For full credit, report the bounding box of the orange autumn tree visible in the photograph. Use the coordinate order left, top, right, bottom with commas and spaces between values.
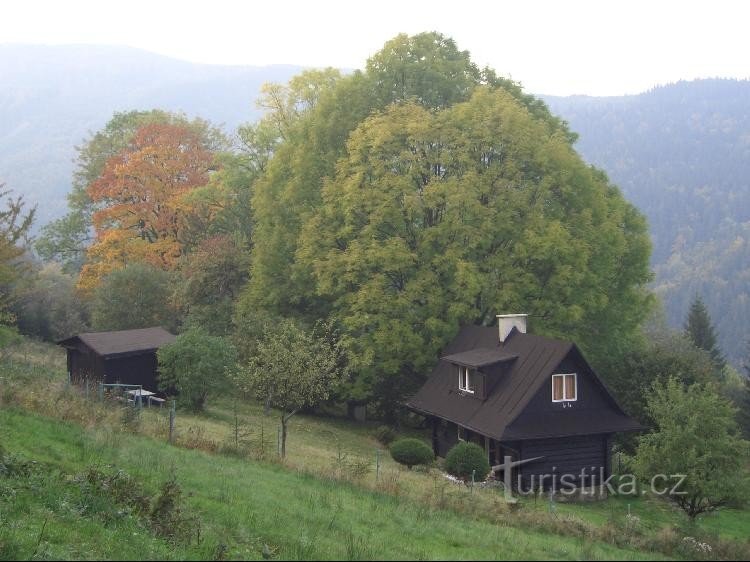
78, 123, 215, 291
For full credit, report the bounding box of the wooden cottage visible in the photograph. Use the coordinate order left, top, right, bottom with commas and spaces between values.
407, 314, 642, 489
58, 327, 176, 393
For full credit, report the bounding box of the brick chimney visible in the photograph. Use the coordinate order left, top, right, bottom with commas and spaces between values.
497, 314, 527, 343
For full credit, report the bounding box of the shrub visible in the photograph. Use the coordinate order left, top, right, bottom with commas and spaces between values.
373, 425, 397, 445
389, 438, 434, 469
444, 442, 490, 481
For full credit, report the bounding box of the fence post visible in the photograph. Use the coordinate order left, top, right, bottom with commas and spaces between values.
471, 469, 476, 493
168, 400, 176, 444
98, 382, 104, 402
376, 449, 381, 483
277, 426, 281, 457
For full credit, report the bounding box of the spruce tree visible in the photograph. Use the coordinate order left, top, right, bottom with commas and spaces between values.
684, 295, 725, 372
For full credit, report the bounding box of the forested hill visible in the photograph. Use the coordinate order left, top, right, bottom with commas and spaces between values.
0, 44, 302, 226
545, 79, 750, 366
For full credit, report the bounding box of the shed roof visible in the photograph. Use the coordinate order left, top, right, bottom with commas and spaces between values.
407, 325, 641, 441
58, 327, 176, 358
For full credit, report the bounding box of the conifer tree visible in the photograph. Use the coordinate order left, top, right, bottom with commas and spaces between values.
684, 295, 725, 372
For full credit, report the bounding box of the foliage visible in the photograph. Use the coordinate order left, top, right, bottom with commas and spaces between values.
242, 32, 577, 323
444, 442, 491, 482
90, 263, 178, 331
299, 89, 652, 408
546, 80, 750, 367
233, 319, 347, 458
389, 438, 434, 469
633, 378, 750, 520
37, 110, 225, 273
684, 296, 726, 372
11, 262, 87, 341
157, 327, 236, 411
0, 187, 35, 315
176, 235, 249, 336
603, 325, 720, 430
374, 425, 397, 446
77, 123, 218, 291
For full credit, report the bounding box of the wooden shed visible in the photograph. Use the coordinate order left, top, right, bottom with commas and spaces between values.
57, 327, 176, 393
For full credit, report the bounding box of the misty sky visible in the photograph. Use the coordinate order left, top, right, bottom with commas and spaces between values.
3, 0, 749, 96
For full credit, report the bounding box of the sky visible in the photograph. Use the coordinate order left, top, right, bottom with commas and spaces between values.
2, 0, 749, 96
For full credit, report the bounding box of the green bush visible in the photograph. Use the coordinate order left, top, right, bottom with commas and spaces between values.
389, 438, 434, 469
444, 442, 491, 481
374, 425, 397, 445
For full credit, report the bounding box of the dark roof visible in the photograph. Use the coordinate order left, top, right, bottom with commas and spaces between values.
407, 326, 641, 441
58, 327, 176, 357
442, 347, 517, 368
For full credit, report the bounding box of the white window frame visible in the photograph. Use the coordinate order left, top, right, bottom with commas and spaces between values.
458, 366, 474, 394
552, 373, 577, 403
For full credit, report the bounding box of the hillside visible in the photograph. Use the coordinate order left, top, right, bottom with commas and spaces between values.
545, 79, 750, 365
0, 44, 301, 226
2, 339, 749, 560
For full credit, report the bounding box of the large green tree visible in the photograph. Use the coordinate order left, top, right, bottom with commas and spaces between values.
240, 32, 652, 414
298, 89, 652, 411
239, 32, 577, 323
633, 378, 749, 520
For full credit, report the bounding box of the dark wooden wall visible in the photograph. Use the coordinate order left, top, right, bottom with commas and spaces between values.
514, 434, 609, 490
66, 346, 160, 392
103, 353, 159, 391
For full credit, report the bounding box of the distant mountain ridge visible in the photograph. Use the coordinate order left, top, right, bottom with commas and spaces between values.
545, 79, 750, 365
1, 45, 747, 364
0, 44, 303, 225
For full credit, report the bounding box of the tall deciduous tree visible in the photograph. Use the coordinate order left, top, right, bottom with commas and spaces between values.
684, 295, 726, 372
633, 378, 749, 520
233, 320, 347, 458
78, 123, 216, 291
38, 111, 225, 273
298, 89, 652, 412
240, 32, 576, 324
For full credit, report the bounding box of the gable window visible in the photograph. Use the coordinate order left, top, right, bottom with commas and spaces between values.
458, 366, 474, 393
552, 373, 577, 402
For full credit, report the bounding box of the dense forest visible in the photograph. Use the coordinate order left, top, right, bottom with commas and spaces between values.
546, 79, 750, 364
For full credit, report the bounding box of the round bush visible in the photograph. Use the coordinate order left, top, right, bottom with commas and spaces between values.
389, 438, 435, 469
374, 425, 397, 445
444, 442, 491, 481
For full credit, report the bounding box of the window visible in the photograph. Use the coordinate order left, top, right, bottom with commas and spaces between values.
552, 373, 577, 402
458, 366, 474, 393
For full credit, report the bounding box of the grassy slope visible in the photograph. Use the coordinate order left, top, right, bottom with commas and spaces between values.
0, 409, 660, 561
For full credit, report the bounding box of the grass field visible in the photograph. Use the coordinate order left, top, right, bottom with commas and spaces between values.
0, 408, 667, 561
1, 338, 749, 560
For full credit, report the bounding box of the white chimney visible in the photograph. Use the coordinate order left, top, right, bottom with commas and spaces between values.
497, 314, 527, 343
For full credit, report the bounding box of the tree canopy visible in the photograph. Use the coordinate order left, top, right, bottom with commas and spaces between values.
633, 378, 749, 520
239, 32, 652, 411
